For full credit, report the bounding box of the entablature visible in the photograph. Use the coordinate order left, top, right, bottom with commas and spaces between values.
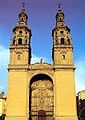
53, 64, 75, 71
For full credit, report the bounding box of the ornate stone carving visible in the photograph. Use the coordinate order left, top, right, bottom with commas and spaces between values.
30, 79, 54, 120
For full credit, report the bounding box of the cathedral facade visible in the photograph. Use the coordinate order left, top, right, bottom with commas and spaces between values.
6, 4, 78, 120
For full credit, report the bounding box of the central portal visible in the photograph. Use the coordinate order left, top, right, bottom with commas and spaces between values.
29, 74, 54, 120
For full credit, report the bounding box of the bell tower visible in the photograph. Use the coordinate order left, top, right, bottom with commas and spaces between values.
10, 3, 31, 65
52, 5, 78, 120
52, 6, 73, 65
6, 4, 32, 120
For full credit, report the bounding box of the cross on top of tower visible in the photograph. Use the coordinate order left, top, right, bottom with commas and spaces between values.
17, 1, 28, 25
22, 1, 25, 9
57, 0, 62, 10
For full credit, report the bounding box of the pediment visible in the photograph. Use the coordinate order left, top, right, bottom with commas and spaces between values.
30, 62, 53, 70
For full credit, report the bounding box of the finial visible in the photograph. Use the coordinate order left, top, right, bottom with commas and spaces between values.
40, 59, 43, 64
58, 1, 62, 10
22, 1, 25, 9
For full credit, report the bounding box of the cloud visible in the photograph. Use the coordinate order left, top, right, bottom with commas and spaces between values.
0, 45, 47, 66
0, 86, 4, 91
0, 86, 6, 93
0, 45, 9, 69
75, 60, 85, 93
31, 54, 47, 64
0, 45, 9, 93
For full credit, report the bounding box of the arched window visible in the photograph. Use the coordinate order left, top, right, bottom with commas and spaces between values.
19, 31, 22, 34
62, 55, 65, 59
22, 18, 24, 22
13, 40, 15, 45
67, 39, 70, 45
60, 31, 64, 34
61, 38, 64, 44
17, 55, 20, 60
18, 38, 22, 45
60, 17, 62, 21
25, 40, 27, 44
56, 40, 58, 44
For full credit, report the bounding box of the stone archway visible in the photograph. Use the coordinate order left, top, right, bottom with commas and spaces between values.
29, 74, 54, 120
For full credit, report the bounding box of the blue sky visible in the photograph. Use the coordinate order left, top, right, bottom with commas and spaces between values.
0, 0, 85, 94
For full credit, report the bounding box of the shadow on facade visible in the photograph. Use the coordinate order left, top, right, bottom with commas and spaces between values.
0, 114, 5, 120
77, 98, 85, 120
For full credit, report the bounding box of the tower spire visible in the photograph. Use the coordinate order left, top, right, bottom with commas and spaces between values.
18, 2, 28, 25
55, 1, 65, 26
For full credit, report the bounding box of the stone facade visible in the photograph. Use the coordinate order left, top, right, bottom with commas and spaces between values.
6, 4, 78, 120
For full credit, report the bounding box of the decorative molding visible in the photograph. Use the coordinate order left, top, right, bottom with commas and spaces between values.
29, 63, 53, 70
6, 116, 27, 120
53, 64, 75, 70
55, 116, 78, 120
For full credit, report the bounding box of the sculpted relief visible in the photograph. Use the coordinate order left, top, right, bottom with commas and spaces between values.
30, 78, 54, 120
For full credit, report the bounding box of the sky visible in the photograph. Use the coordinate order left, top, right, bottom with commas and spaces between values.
0, 0, 85, 94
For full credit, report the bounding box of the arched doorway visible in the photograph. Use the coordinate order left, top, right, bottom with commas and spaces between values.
38, 110, 46, 120
29, 74, 54, 120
